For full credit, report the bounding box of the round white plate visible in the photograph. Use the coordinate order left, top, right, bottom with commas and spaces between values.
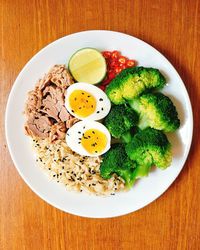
5, 30, 193, 218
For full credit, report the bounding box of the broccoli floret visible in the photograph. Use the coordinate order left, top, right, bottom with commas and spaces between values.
125, 128, 172, 169
104, 105, 139, 143
129, 92, 180, 132
100, 144, 136, 188
106, 67, 166, 104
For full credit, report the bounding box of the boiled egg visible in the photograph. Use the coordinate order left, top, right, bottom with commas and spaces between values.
66, 120, 111, 156
65, 82, 111, 120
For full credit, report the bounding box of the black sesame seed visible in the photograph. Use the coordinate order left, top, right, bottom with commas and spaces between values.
101, 108, 104, 111
92, 183, 96, 186
53, 174, 56, 177
88, 95, 90, 98
92, 131, 95, 134
71, 110, 74, 113
62, 166, 64, 169
86, 100, 88, 103
60, 173, 62, 175
91, 105, 94, 108
82, 92, 84, 95
99, 98, 103, 101
83, 126, 86, 129
48, 168, 51, 170
74, 98, 77, 100
95, 151, 98, 153
97, 111, 100, 114
79, 107, 82, 109
78, 131, 81, 134
78, 142, 81, 144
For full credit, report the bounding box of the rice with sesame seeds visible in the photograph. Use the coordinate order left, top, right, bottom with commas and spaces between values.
32, 138, 125, 195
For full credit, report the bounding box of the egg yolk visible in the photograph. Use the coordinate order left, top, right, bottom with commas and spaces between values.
69, 90, 96, 118
81, 129, 107, 155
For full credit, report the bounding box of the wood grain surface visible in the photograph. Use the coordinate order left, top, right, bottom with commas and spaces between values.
0, 0, 200, 249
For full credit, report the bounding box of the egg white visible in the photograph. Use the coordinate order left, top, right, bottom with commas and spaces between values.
66, 120, 111, 157
65, 82, 111, 120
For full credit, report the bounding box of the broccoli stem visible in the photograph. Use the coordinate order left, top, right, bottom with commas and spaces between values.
119, 168, 137, 189
124, 165, 151, 189
121, 131, 132, 143
137, 115, 149, 130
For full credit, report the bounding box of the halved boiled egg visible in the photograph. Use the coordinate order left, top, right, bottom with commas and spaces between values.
66, 120, 111, 156
65, 82, 111, 120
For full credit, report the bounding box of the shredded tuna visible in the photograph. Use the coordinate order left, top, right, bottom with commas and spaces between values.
24, 65, 74, 139
49, 122, 67, 142
66, 116, 79, 129
25, 114, 52, 138
36, 64, 73, 91
41, 85, 70, 122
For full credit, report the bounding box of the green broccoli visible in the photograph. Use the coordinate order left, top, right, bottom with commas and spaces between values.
100, 144, 136, 188
129, 92, 180, 132
100, 143, 151, 188
125, 128, 172, 169
106, 67, 166, 104
104, 105, 139, 143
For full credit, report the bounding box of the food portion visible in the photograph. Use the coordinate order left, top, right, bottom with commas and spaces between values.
100, 144, 136, 188
68, 48, 106, 84
100, 50, 135, 90
33, 138, 124, 195
66, 120, 111, 156
65, 82, 111, 120
24, 65, 77, 141
106, 67, 166, 104
24, 47, 180, 196
129, 92, 180, 132
104, 105, 139, 143
125, 128, 172, 170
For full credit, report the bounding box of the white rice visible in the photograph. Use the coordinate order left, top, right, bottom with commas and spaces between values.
32, 138, 125, 195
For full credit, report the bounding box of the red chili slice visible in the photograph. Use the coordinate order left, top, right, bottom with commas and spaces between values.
108, 71, 116, 80
111, 50, 120, 59
118, 56, 127, 64
115, 67, 122, 74
126, 60, 135, 67
102, 51, 111, 58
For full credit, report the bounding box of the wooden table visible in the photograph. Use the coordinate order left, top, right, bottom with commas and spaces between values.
1, 0, 199, 249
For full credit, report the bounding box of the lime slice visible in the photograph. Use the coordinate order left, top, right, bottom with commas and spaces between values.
68, 48, 107, 84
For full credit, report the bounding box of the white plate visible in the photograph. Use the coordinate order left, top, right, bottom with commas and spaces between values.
5, 30, 193, 218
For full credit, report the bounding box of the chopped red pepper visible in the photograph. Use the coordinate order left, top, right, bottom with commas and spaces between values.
126, 59, 135, 67
101, 50, 136, 91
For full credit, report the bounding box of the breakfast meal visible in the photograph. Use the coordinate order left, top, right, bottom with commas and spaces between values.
24, 48, 180, 195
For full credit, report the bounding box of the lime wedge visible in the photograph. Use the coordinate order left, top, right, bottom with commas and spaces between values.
68, 48, 107, 84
